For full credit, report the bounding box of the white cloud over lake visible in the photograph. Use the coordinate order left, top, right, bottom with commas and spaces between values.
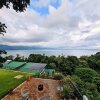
0, 0, 100, 49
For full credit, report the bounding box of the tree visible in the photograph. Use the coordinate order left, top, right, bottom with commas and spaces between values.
46, 63, 56, 69
14, 54, 21, 61
93, 77, 100, 93
80, 56, 89, 61
71, 75, 84, 90
95, 52, 100, 61
96, 60, 100, 70
63, 77, 75, 97
0, 0, 30, 12
74, 68, 98, 82
5, 55, 14, 60
0, 0, 30, 35
0, 62, 3, 68
0, 0, 30, 58
28, 54, 45, 63
0, 50, 7, 61
0, 50, 7, 55
0, 22, 7, 35
67, 56, 79, 66
78, 60, 89, 68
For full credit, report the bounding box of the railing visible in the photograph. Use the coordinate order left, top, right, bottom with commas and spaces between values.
68, 79, 83, 100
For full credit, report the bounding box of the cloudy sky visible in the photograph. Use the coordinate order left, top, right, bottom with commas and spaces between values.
0, 0, 100, 49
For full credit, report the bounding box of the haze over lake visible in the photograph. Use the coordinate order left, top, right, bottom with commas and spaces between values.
4, 49, 100, 58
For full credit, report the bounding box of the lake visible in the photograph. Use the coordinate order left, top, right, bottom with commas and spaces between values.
2, 49, 100, 58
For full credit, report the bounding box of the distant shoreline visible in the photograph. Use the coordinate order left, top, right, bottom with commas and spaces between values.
1, 49, 99, 58
3, 49, 100, 51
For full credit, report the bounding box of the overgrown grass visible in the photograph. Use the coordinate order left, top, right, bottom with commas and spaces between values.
0, 69, 30, 99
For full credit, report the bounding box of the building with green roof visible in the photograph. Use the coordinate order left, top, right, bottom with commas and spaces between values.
3, 61, 26, 70
3, 61, 55, 76
19, 62, 46, 75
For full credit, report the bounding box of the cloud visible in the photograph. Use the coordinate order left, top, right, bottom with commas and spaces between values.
0, 0, 100, 49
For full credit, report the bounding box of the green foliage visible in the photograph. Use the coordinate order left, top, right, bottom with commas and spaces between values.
46, 63, 56, 69
0, 0, 30, 36
87, 58, 97, 69
5, 55, 14, 60
80, 56, 89, 61
2, 51, 100, 99
67, 56, 79, 66
0, 22, 7, 35
95, 52, 100, 60
53, 73, 64, 80
71, 75, 84, 90
71, 75, 100, 100
14, 54, 21, 61
14, 54, 25, 61
87, 52, 100, 70
62, 77, 74, 97
0, 56, 6, 63
2, 52, 100, 99
78, 60, 89, 68
74, 68, 98, 82
93, 77, 100, 92
85, 82, 97, 91
96, 60, 100, 70
63, 84, 74, 96
39, 72, 48, 78
28, 54, 48, 63
0, 0, 30, 12
0, 62, 3, 68
0, 50, 7, 55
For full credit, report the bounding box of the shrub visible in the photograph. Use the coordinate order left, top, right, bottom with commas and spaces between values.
53, 73, 64, 80
74, 68, 98, 82
0, 62, 3, 68
62, 84, 74, 97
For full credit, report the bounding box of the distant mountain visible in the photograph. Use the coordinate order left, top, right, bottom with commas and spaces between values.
0, 45, 52, 50
0, 45, 100, 50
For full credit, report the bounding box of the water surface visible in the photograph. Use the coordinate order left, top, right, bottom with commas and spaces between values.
3, 49, 100, 58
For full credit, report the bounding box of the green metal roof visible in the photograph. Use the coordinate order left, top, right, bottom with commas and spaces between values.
19, 63, 34, 69
3, 61, 26, 69
3, 61, 47, 75
19, 62, 46, 74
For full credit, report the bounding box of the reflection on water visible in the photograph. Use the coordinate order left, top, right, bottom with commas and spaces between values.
2, 49, 100, 58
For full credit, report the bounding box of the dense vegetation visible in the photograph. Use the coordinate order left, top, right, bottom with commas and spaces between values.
0, 52, 100, 99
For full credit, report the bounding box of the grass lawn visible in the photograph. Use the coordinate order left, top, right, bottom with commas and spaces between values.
0, 69, 31, 99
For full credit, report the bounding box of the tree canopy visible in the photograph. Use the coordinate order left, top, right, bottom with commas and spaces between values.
74, 68, 98, 82
0, 0, 30, 12
0, 0, 30, 55
0, 0, 30, 35
0, 22, 7, 36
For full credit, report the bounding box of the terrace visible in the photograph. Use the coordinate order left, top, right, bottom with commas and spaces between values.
2, 78, 62, 100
